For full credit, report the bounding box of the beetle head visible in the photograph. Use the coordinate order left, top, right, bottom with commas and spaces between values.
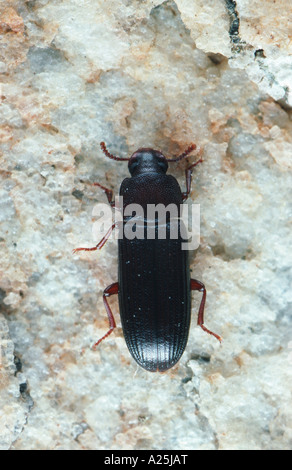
128, 149, 168, 176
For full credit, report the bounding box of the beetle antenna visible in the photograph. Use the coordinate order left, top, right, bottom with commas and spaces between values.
100, 142, 129, 161
167, 143, 197, 162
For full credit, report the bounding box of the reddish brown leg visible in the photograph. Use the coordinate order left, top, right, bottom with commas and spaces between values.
73, 223, 116, 254
93, 182, 115, 207
181, 149, 203, 202
92, 282, 119, 350
191, 279, 222, 342
73, 179, 117, 254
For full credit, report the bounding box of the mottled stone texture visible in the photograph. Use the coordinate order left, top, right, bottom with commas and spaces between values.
0, 0, 291, 450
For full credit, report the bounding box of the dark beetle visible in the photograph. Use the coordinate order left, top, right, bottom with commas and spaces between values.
74, 142, 221, 372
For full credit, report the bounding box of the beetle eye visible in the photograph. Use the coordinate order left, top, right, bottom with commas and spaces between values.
129, 158, 139, 174
157, 157, 167, 171
158, 160, 166, 169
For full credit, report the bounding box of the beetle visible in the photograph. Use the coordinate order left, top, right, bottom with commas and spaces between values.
74, 142, 221, 372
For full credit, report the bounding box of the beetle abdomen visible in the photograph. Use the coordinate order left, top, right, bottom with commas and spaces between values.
118, 228, 190, 372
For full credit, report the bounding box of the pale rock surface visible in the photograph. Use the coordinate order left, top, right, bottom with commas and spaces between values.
0, 0, 291, 450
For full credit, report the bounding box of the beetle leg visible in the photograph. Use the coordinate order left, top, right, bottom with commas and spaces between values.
73, 223, 116, 253
92, 282, 119, 349
181, 149, 203, 202
190, 279, 222, 342
93, 182, 115, 207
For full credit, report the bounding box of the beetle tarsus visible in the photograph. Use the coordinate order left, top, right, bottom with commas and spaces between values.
73, 224, 116, 254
